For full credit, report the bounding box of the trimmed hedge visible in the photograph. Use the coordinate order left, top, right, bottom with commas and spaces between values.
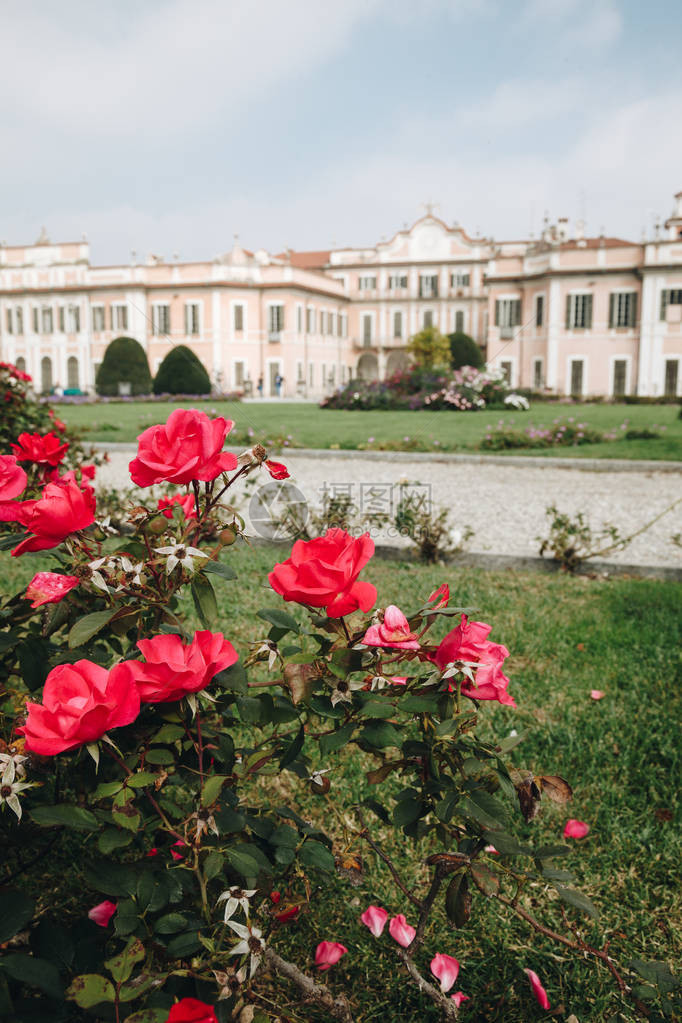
95, 337, 152, 396
449, 331, 484, 369
153, 345, 211, 395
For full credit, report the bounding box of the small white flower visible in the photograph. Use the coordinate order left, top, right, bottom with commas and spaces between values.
308, 768, 330, 786
154, 544, 208, 574
256, 641, 279, 670
0, 759, 33, 820
115, 557, 145, 590
0, 753, 27, 779
329, 677, 365, 706
218, 886, 257, 922
227, 920, 265, 977
88, 557, 110, 593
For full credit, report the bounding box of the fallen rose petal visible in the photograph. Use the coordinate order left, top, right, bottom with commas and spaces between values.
451, 991, 470, 1007
360, 905, 389, 938
563, 819, 590, 839
590, 690, 605, 700
524, 968, 550, 1010
388, 914, 416, 948
431, 953, 460, 993
88, 900, 117, 927
25, 571, 79, 608
315, 940, 347, 971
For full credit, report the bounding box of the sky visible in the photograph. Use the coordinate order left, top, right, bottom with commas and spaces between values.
0, 0, 680, 264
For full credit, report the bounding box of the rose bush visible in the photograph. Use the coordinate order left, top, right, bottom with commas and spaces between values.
0, 406, 676, 1023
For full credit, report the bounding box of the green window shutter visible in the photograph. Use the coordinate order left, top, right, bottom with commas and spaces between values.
630, 293, 637, 327
514, 299, 522, 326
565, 295, 572, 329
585, 295, 593, 329
660, 290, 668, 321
608, 293, 615, 328
59, 307, 65, 332
494, 300, 500, 326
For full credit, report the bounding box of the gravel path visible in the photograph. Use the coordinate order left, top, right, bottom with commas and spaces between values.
96, 447, 682, 569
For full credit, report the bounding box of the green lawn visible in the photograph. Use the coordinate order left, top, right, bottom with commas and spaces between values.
5, 544, 680, 1021
57, 400, 682, 460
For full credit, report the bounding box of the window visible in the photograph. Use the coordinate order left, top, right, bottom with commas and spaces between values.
454, 310, 464, 333
664, 359, 679, 397
494, 299, 521, 329
612, 359, 627, 396
533, 358, 544, 389
535, 295, 544, 328
296, 305, 303, 333
336, 312, 343, 337
66, 304, 81, 333
113, 304, 128, 332
234, 361, 245, 387
309, 363, 314, 386
152, 305, 170, 335
67, 356, 79, 390
5, 308, 13, 334
358, 276, 376, 291
41, 306, 53, 334
393, 311, 403, 338
320, 311, 326, 335
268, 305, 284, 336
419, 274, 438, 298
451, 271, 470, 288
15, 307, 23, 335
92, 306, 105, 332
234, 304, 244, 331
59, 306, 65, 332
362, 314, 372, 344
566, 293, 593, 329
500, 360, 513, 385
340, 313, 347, 337
41, 356, 53, 393
609, 292, 636, 328
423, 310, 433, 329
32, 308, 39, 334
297, 361, 304, 383
307, 308, 316, 333
388, 273, 408, 290
16, 357, 27, 374
185, 303, 200, 336
660, 289, 682, 321
570, 359, 584, 395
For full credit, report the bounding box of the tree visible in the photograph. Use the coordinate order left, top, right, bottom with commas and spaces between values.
448, 330, 484, 370
153, 344, 211, 395
406, 326, 451, 370
95, 336, 152, 396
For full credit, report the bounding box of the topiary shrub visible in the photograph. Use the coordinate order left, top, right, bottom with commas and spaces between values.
153, 344, 211, 395
95, 336, 152, 396
449, 330, 485, 369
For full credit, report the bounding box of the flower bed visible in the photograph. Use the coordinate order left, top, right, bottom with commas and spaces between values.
322, 366, 510, 412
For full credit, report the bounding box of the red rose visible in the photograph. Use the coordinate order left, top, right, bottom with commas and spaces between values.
18, 660, 140, 755
432, 614, 515, 707
166, 998, 217, 1023
129, 409, 238, 487
25, 571, 79, 608
8, 479, 96, 556
158, 493, 197, 519
50, 464, 96, 489
0, 454, 27, 499
119, 630, 238, 703
11, 431, 69, 467
268, 528, 377, 617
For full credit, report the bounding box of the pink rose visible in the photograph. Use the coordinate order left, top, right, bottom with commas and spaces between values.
432, 614, 515, 707
19, 660, 140, 755
119, 631, 238, 703
314, 941, 348, 971
25, 571, 79, 608
129, 408, 238, 487
88, 901, 117, 927
268, 529, 377, 618
157, 493, 197, 519
0, 454, 27, 499
362, 605, 420, 650
6, 479, 96, 556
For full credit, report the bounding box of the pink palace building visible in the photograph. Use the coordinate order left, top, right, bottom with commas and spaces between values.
1, 191, 681, 399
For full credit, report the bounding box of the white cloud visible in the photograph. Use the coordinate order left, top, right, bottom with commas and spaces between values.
522, 0, 622, 47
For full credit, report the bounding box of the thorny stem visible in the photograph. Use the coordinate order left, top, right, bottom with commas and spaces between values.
355, 809, 422, 910
195, 711, 205, 785
413, 870, 444, 951
263, 947, 354, 1022
396, 948, 459, 1021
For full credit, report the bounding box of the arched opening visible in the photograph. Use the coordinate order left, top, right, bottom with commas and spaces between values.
67, 356, 79, 390
15, 357, 27, 375
357, 353, 379, 382
41, 356, 53, 394
385, 350, 409, 377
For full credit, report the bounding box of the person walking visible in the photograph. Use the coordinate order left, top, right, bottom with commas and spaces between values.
257, 374, 264, 398
275, 373, 283, 397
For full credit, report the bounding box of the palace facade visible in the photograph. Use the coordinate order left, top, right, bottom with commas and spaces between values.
1, 191, 682, 399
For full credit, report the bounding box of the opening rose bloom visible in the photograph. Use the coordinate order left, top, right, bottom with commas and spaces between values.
524, 968, 551, 1009
0, 454, 27, 499
18, 660, 140, 755
432, 613, 515, 707
431, 953, 460, 993
314, 941, 348, 971
268, 528, 377, 618
158, 493, 197, 519
117, 631, 238, 703
166, 998, 218, 1023
11, 431, 69, 467
362, 605, 420, 650
6, 479, 96, 556
88, 901, 117, 927
25, 571, 79, 608
388, 914, 416, 948
129, 408, 238, 487
360, 905, 389, 937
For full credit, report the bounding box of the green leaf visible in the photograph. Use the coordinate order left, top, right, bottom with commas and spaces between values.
98, 828, 135, 854
215, 661, 247, 694
112, 801, 141, 832
202, 560, 237, 580
191, 573, 218, 627
483, 830, 531, 856
400, 693, 439, 713
359, 720, 403, 749
445, 873, 471, 928
84, 861, 139, 897
30, 804, 99, 831
628, 959, 680, 993
68, 610, 116, 648
554, 884, 599, 919
113, 900, 140, 937
0, 889, 35, 943
17, 639, 50, 690
30, 920, 74, 971
105, 938, 145, 983
165, 932, 202, 957
470, 862, 500, 896
435, 791, 459, 823
497, 732, 524, 752
136, 874, 156, 913
358, 698, 396, 719
67, 973, 115, 1008
361, 798, 390, 823
299, 840, 335, 872
203, 851, 224, 881
1, 954, 63, 1000
460, 791, 508, 830
127, 771, 158, 789
118, 973, 160, 1002
94, 780, 124, 799
215, 806, 246, 833
279, 725, 304, 769
201, 774, 229, 807
258, 608, 300, 633
154, 912, 188, 934
225, 847, 261, 880
123, 1011, 168, 1023
319, 721, 355, 756
145, 748, 175, 765
151, 723, 185, 743
535, 844, 572, 859
393, 798, 424, 828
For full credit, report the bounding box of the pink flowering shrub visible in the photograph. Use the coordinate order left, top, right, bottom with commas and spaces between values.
0, 406, 674, 1022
